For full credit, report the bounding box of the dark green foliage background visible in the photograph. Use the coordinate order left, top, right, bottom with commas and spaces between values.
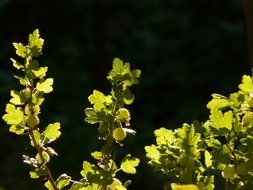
0, 0, 249, 189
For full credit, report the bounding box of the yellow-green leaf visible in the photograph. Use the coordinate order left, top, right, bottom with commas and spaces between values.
30, 130, 40, 147
120, 154, 140, 174
10, 90, 23, 105
154, 127, 174, 145
9, 125, 25, 135
2, 104, 24, 125
207, 94, 231, 110
171, 184, 200, 190
36, 78, 53, 93
239, 75, 253, 93
26, 114, 39, 128
145, 145, 160, 161
44, 122, 61, 141
56, 174, 71, 190
28, 29, 44, 57
10, 58, 23, 70
210, 109, 233, 130
204, 150, 212, 168
88, 90, 112, 111
13, 42, 29, 58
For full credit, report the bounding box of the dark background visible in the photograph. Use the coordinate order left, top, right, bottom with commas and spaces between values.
0, 0, 250, 189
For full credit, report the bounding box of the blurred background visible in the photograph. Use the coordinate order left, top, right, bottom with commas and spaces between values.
0, 0, 250, 189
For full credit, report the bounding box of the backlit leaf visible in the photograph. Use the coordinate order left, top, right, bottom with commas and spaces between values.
2, 104, 24, 125
154, 127, 174, 145
10, 90, 23, 105
120, 154, 140, 174
145, 145, 160, 161
239, 75, 253, 93
28, 29, 44, 57
13, 42, 28, 58
171, 184, 199, 190
88, 90, 112, 111
205, 150, 212, 168
81, 161, 95, 177
207, 94, 231, 110
56, 174, 71, 190
10, 58, 23, 69
209, 109, 233, 130
36, 78, 53, 93
91, 151, 103, 160
44, 122, 61, 142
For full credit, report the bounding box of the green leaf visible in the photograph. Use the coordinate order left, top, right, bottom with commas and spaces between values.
107, 58, 141, 87
107, 58, 129, 84
10, 58, 23, 69
111, 58, 126, 75
70, 179, 87, 190
26, 114, 39, 128
36, 78, 54, 93
204, 150, 212, 168
91, 151, 103, 160
56, 174, 71, 190
30, 130, 40, 147
28, 60, 48, 78
29, 168, 45, 179
9, 125, 25, 135
45, 180, 54, 190
28, 29, 44, 57
171, 184, 200, 190
36, 151, 50, 164
84, 108, 98, 124
115, 185, 127, 190
32, 92, 45, 106
207, 94, 231, 110
10, 90, 23, 105
29, 171, 40, 179
14, 75, 26, 86
239, 75, 253, 93
120, 154, 140, 174
122, 89, 135, 105
243, 113, 253, 126
154, 127, 174, 145
2, 104, 24, 125
13, 42, 29, 58
209, 109, 233, 130
34, 66, 48, 78
130, 69, 141, 83
81, 161, 96, 178
88, 90, 112, 111
124, 69, 141, 87
145, 145, 160, 162
44, 122, 61, 142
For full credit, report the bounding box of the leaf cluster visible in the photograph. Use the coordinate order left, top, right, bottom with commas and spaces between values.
70, 58, 141, 189
2, 30, 141, 190
145, 75, 253, 189
2, 30, 71, 189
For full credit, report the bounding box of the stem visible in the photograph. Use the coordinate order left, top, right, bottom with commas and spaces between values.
29, 129, 58, 190
25, 57, 58, 190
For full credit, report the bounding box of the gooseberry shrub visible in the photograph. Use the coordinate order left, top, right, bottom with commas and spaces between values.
145, 76, 253, 189
2, 29, 253, 190
2, 29, 140, 190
